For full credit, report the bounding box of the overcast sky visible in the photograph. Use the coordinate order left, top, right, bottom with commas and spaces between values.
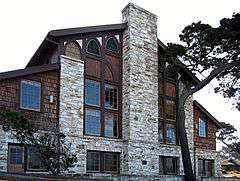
0, 0, 240, 142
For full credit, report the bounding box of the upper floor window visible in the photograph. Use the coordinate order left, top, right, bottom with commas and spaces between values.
158, 71, 177, 145
199, 118, 207, 137
159, 156, 178, 175
65, 41, 81, 60
106, 37, 119, 53
20, 80, 41, 111
87, 39, 101, 56
198, 159, 213, 177
84, 40, 121, 138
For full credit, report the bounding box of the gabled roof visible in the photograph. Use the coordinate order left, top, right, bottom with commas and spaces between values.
193, 100, 222, 129
26, 23, 128, 67
0, 63, 59, 81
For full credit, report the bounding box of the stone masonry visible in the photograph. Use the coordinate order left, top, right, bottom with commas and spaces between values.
57, 3, 222, 181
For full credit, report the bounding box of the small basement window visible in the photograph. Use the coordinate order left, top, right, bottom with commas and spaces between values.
27, 147, 45, 171
87, 151, 119, 173
9, 146, 23, 165
20, 80, 41, 111
159, 156, 178, 175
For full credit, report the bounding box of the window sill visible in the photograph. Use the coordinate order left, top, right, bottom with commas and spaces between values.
83, 135, 123, 142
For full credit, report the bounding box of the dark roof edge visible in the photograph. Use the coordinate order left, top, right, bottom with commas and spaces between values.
0, 63, 60, 81
49, 23, 128, 37
157, 39, 200, 85
193, 100, 222, 129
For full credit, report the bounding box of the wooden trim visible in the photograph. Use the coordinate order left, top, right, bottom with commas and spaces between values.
83, 32, 122, 139
0, 63, 60, 81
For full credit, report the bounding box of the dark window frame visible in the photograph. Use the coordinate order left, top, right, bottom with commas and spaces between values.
159, 156, 178, 175
198, 159, 214, 177
87, 150, 120, 174
26, 146, 46, 172
106, 37, 120, 54
84, 35, 122, 139
86, 39, 101, 57
158, 62, 178, 145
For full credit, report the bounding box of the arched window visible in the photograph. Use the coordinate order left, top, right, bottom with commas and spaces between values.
65, 41, 81, 60
87, 39, 101, 56
106, 37, 119, 53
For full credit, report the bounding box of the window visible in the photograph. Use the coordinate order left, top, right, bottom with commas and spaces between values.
199, 118, 207, 137
87, 39, 101, 56
9, 146, 23, 164
87, 151, 119, 173
158, 70, 177, 144
105, 112, 118, 137
159, 156, 178, 175
158, 122, 163, 143
106, 37, 119, 53
166, 99, 176, 121
65, 41, 81, 60
20, 80, 41, 111
85, 109, 101, 136
198, 159, 214, 177
166, 124, 176, 144
105, 84, 118, 110
27, 147, 45, 171
85, 79, 100, 106
87, 151, 100, 172
84, 37, 121, 139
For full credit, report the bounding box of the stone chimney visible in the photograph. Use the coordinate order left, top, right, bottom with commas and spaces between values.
122, 3, 158, 143
121, 3, 159, 175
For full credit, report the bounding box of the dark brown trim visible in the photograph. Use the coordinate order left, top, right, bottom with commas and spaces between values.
193, 100, 222, 129
49, 23, 127, 38
0, 63, 60, 81
157, 39, 200, 85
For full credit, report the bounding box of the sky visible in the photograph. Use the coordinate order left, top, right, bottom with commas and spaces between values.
0, 0, 240, 144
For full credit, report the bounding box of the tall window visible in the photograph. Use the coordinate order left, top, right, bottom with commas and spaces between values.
20, 80, 41, 111
158, 67, 177, 144
198, 159, 214, 177
198, 118, 207, 137
159, 156, 178, 175
84, 37, 121, 138
65, 41, 81, 60
87, 151, 119, 173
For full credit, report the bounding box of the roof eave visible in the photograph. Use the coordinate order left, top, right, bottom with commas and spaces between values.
193, 100, 222, 129
0, 63, 60, 81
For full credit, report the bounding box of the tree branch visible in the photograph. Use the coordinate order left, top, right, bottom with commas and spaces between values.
188, 60, 240, 95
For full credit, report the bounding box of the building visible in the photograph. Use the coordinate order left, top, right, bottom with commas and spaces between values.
0, 3, 223, 181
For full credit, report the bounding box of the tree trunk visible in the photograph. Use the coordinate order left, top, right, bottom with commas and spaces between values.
177, 100, 195, 181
